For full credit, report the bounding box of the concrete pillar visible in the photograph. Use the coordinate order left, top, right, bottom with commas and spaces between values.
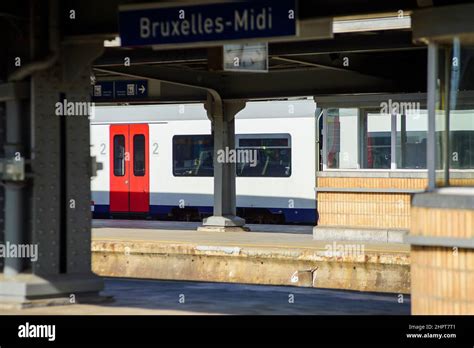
0, 62, 106, 307
198, 98, 249, 232
0, 1, 106, 304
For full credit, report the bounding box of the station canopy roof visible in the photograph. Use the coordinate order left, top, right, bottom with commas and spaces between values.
3, 0, 470, 101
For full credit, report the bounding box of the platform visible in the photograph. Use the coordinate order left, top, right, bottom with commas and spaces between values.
91, 220, 410, 294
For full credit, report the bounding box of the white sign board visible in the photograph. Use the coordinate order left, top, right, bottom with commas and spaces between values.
223, 43, 268, 72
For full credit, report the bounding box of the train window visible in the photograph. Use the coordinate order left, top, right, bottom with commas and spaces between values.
236, 134, 291, 177
113, 135, 125, 176
173, 135, 214, 176
133, 134, 146, 176
172, 134, 292, 177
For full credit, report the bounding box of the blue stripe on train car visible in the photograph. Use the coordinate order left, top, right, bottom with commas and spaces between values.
92, 205, 109, 214
92, 204, 316, 225
271, 208, 316, 224
149, 205, 213, 218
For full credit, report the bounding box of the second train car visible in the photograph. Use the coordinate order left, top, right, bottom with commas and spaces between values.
90, 98, 317, 224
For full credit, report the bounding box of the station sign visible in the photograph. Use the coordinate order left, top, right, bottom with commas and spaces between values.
92, 80, 148, 100
119, 0, 300, 48
223, 42, 268, 72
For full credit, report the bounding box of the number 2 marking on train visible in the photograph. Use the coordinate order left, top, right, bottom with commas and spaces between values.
100, 143, 106, 155
153, 143, 159, 155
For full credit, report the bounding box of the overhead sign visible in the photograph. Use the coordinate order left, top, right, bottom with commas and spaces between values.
119, 0, 297, 47
92, 80, 148, 100
223, 43, 268, 72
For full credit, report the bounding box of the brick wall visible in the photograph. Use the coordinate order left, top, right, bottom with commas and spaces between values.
317, 177, 427, 230
411, 206, 474, 314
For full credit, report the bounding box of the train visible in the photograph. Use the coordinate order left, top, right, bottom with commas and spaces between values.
90, 98, 318, 225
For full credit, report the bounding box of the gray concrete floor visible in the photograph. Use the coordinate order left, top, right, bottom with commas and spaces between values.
2, 278, 411, 315
93, 219, 314, 234
92, 219, 410, 253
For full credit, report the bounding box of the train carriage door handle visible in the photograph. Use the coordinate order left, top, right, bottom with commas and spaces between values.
125, 180, 129, 184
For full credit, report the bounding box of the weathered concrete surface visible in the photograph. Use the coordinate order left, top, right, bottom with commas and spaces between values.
314, 226, 408, 243
91, 221, 410, 294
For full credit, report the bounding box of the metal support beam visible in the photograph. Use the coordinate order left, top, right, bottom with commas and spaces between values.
427, 42, 438, 190
0, 59, 105, 305
94, 32, 422, 69
198, 97, 248, 232
95, 65, 222, 95
390, 113, 397, 170
96, 64, 414, 101
94, 65, 223, 103
0, 3, 106, 302
272, 56, 352, 73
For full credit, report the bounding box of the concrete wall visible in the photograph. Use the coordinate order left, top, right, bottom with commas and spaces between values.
92, 239, 410, 294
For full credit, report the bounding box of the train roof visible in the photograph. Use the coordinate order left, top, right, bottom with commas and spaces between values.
91, 98, 316, 124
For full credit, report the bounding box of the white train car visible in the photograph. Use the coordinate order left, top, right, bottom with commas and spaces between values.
90, 98, 317, 224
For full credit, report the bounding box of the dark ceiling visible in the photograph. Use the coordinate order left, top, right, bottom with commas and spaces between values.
3, 0, 474, 99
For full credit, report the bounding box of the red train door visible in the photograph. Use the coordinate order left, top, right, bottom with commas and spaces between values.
110, 125, 130, 212
110, 124, 149, 213
129, 124, 149, 212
